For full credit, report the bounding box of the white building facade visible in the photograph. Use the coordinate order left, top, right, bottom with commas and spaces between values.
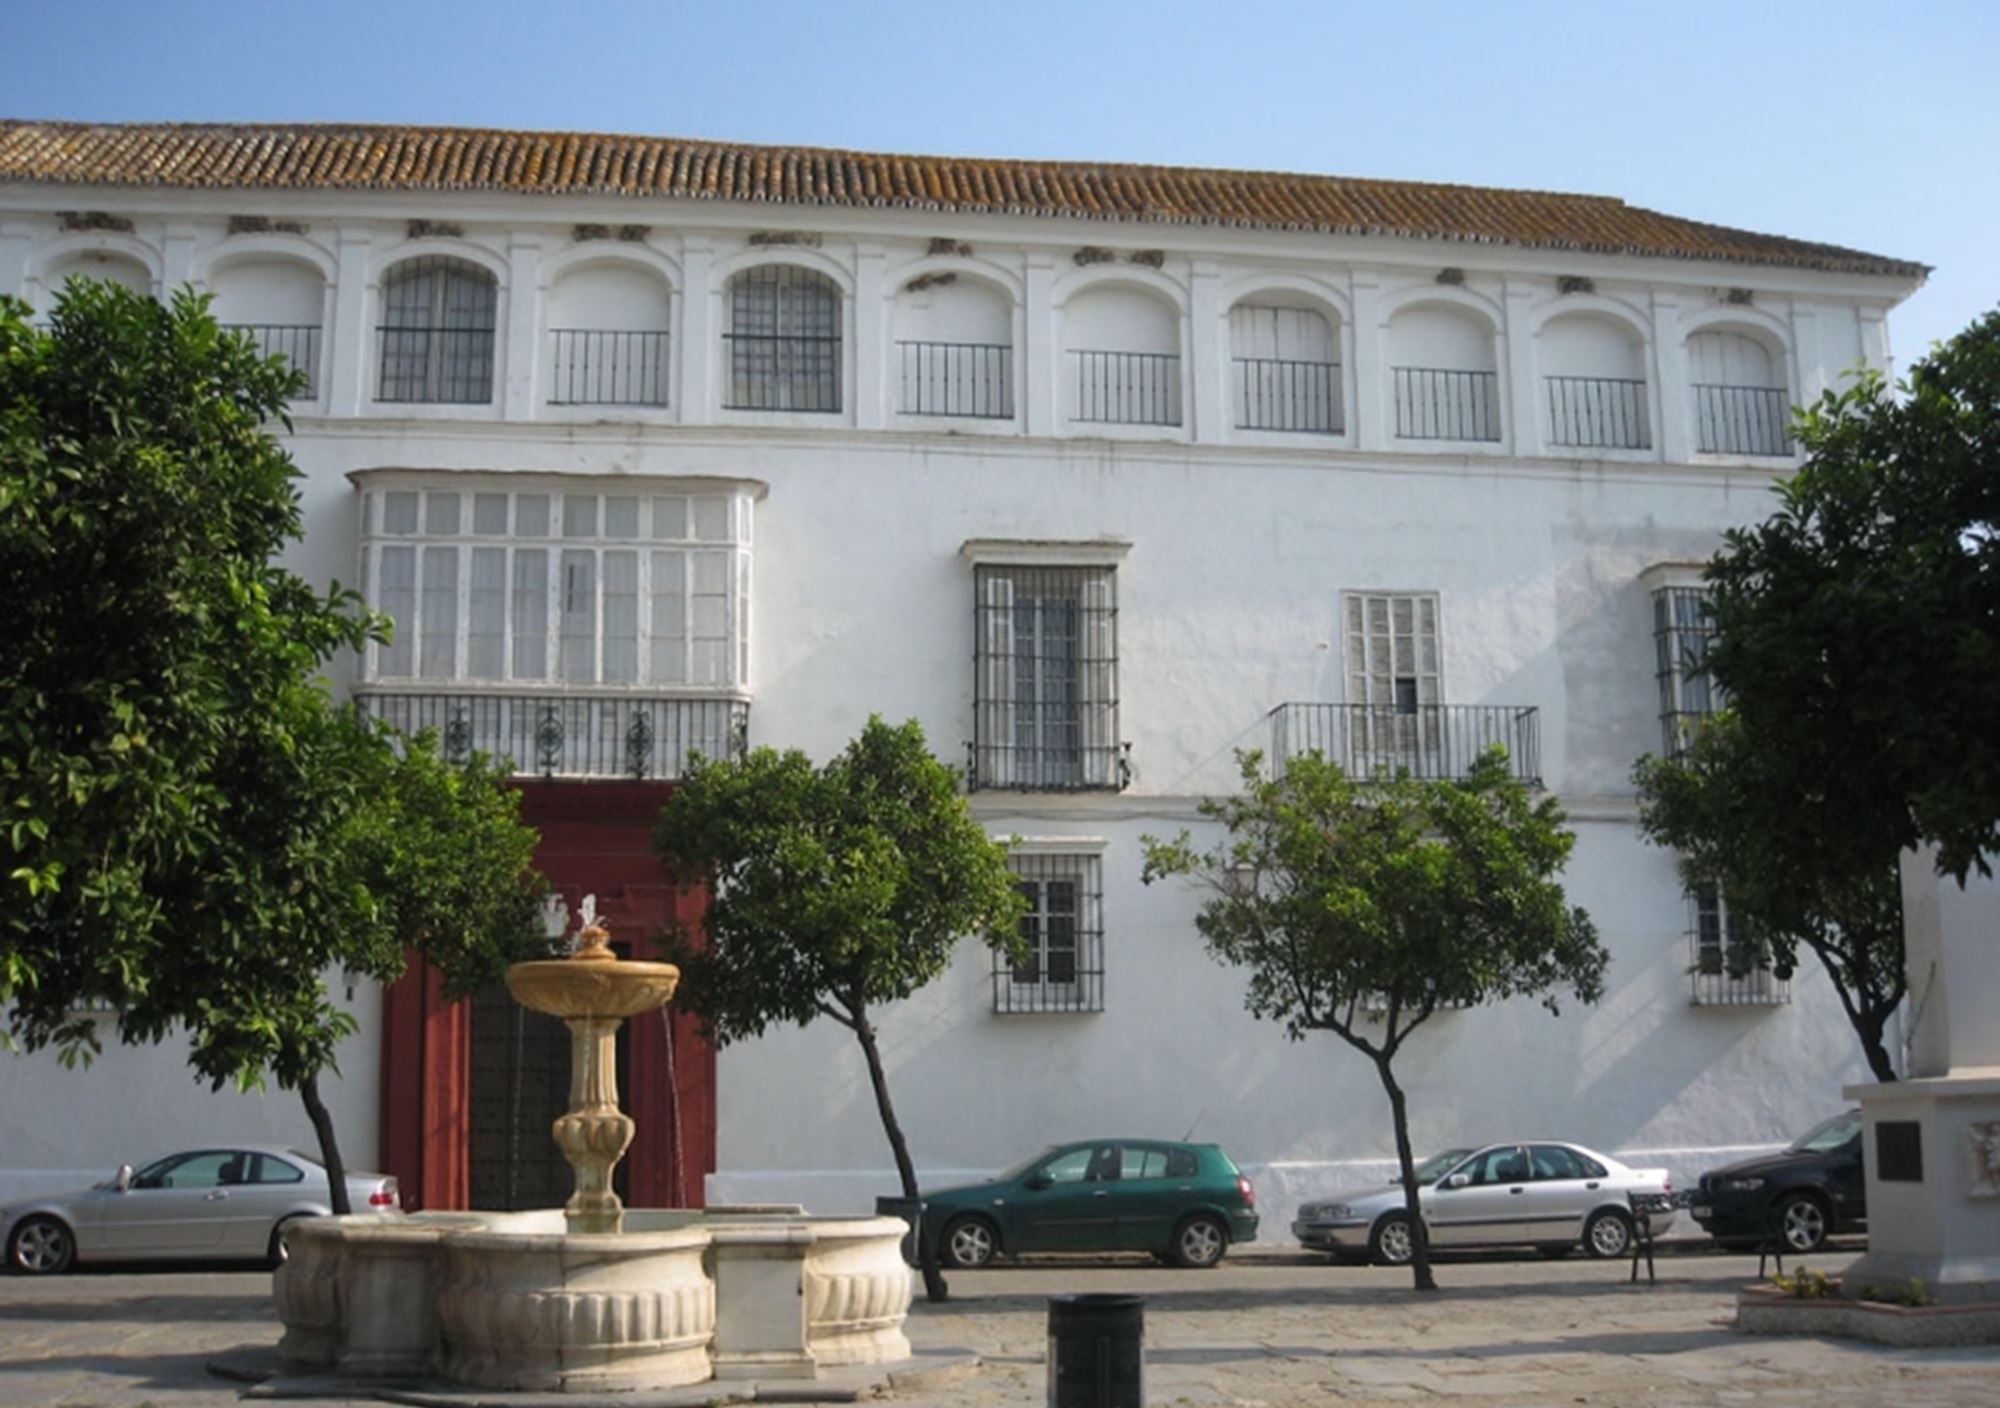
0, 121, 1927, 1237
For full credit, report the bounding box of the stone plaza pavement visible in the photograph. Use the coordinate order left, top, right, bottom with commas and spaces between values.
3, 1247, 1999, 1408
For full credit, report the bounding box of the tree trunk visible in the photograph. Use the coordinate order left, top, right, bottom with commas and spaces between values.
1856, 1006, 1901, 1084
1374, 1057, 1437, 1292
300, 1071, 351, 1216
852, 1001, 949, 1303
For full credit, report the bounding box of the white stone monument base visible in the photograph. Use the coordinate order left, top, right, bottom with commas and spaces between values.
1843, 1069, 2000, 1304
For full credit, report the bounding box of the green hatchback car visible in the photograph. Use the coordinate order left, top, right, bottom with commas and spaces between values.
920, 1138, 1259, 1269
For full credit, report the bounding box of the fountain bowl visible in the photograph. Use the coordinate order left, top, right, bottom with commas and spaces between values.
504, 955, 680, 1019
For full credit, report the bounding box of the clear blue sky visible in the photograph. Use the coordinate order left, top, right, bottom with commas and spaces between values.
7, 0, 1992, 365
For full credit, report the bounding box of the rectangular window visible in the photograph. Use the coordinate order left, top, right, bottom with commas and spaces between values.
972, 566, 1120, 791
994, 852, 1104, 1014
1653, 586, 1720, 757
1687, 887, 1788, 1006
1344, 592, 1442, 775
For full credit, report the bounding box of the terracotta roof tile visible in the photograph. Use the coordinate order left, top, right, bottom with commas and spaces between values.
0, 119, 1925, 279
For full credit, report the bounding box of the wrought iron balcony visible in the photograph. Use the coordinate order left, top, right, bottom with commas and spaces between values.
1546, 375, 1651, 450
1693, 383, 1791, 457
1268, 702, 1541, 786
548, 329, 670, 407
356, 690, 748, 780
224, 323, 321, 397
1234, 356, 1342, 433
897, 340, 1014, 418
1392, 366, 1501, 441
1068, 349, 1182, 426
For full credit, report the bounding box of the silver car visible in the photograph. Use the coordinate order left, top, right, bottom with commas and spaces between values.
1293, 1141, 1675, 1265
1, 1145, 400, 1274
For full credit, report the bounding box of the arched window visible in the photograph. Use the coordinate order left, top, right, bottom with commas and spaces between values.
1385, 304, 1500, 442
1541, 313, 1650, 450
377, 256, 498, 404
1062, 284, 1181, 427
724, 265, 842, 413
893, 275, 1013, 419
210, 257, 326, 397
547, 262, 672, 408
1688, 330, 1790, 456
1230, 301, 1341, 434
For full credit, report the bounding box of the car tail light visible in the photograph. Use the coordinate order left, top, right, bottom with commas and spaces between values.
1662, 1177, 1674, 1195
1237, 1175, 1256, 1207
369, 1183, 400, 1209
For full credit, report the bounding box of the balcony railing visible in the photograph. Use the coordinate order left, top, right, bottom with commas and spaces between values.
1269, 702, 1541, 786
1235, 357, 1342, 433
723, 332, 841, 412
1546, 375, 1650, 450
1392, 367, 1501, 441
896, 340, 1013, 418
225, 323, 321, 397
1069, 349, 1182, 426
378, 327, 496, 404
1689, 930, 1791, 1007
1693, 383, 1791, 457
356, 691, 748, 780
548, 329, 670, 407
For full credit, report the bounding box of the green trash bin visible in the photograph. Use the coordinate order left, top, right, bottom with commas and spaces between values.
1047, 1293, 1144, 1408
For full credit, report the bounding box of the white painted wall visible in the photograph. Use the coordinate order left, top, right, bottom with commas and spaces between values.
208, 256, 324, 324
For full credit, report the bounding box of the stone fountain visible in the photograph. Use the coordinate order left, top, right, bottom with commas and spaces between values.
273, 901, 912, 1391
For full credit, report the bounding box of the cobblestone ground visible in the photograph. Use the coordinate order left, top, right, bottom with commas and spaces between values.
3, 1248, 1999, 1408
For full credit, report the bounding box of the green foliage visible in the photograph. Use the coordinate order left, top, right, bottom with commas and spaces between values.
0, 282, 544, 1103
1701, 309, 2000, 884
653, 717, 1025, 1042
1772, 1265, 1838, 1299
1856, 1277, 1935, 1307
1141, 749, 1605, 1056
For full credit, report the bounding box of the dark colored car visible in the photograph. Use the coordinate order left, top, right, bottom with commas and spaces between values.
920, 1138, 1259, 1269
1690, 1111, 1865, 1252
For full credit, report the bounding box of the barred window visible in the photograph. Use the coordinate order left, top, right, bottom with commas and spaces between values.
1653, 586, 1720, 757
378, 256, 498, 404
724, 265, 841, 412
972, 565, 1121, 791
1688, 887, 1789, 1006
994, 852, 1104, 1014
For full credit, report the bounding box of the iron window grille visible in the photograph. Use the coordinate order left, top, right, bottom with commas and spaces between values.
1234, 357, 1342, 433
724, 265, 842, 412
896, 340, 1013, 418
225, 323, 321, 397
1652, 586, 1720, 758
1068, 350, 1182, 426
1392, 366, 1502, 441
1546, 375, 1651, 450
1687, 888, 1789, 1006
377, 256, 498, 403
994, 852, 1104, 1014
1693, 383, 1792, 457
970, 565, 1125, 791
548, 329, 670, 407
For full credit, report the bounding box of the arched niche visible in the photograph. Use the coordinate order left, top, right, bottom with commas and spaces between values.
208, 255, 327, 396
1687, 326, 1791, 456
723, 263, 843, 414
892, 271, 1014, 419
1061, 282, 1182, 427
38, 248, 154, 308
1383, 301, 1500, 442
1540, 311, 1651, 450
546, 260, 674, 408
1229, 292, 1342, 434
376, 254, 500, 405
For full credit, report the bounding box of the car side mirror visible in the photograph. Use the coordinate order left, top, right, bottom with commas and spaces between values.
114, 1164, 133, 1192
1443, 1173, 1470, 1190
1026, 1174, 1053, 1191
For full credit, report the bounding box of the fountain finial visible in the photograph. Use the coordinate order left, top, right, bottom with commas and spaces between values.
569, 893, 614, 961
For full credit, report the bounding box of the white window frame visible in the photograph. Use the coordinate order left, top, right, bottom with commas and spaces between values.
1342, 590, 1444, 774
994, 841, 1106, 1015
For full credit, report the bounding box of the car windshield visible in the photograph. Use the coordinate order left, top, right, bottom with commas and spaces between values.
1409, 1149, 1476, 1185
995, 1147, 1060, 1182
1789, 1114, 1860, 1154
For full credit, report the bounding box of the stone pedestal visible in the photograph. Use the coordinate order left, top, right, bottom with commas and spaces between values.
710, 1223, 817, 1380
1842, 849, 2000, 1303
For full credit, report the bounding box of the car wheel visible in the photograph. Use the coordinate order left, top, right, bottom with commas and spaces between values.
7, 1215, 76, 1275
1774, 1193, 1830, 1253
941, 1215, 998, 1269
1168, 1215, 1228, 1269
267, 1214, 309, 1269
1369, 1212, 1415, 1266
1535, 1243, 1574, 1260
1584, 1208, 1634, 1259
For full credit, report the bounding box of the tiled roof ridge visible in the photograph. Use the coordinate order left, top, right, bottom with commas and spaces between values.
0, 118, 1928, 280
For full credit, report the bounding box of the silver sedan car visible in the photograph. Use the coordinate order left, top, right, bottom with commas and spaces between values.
1293, 1141, 1675, 1265
2, 1145, 400, 1274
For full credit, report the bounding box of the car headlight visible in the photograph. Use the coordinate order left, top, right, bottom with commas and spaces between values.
1720, 1177, 1766, 1192
1302, 1203, 1351, 1220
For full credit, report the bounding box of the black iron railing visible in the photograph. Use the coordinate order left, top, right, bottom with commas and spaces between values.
896, 340, 1013, 418
1392, 367, 1502, 441
356, 691, 748, 780
1546, 375, 1651, 450
548, 329, 670, 407
378, 327, 496, 403
1268, 702, 1540, 786
1693, 383, 1791, 457
993, 852, 1105, 1014
1688, 915, 1790, 1007
225, 323, 321, 396
1235, 357, 1342, 433
1069, 349, 1182, 426
723, 332, 841, 412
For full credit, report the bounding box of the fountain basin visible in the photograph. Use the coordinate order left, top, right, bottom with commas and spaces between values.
276, 1207, 912, 1391
504, 957, 680, 1019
